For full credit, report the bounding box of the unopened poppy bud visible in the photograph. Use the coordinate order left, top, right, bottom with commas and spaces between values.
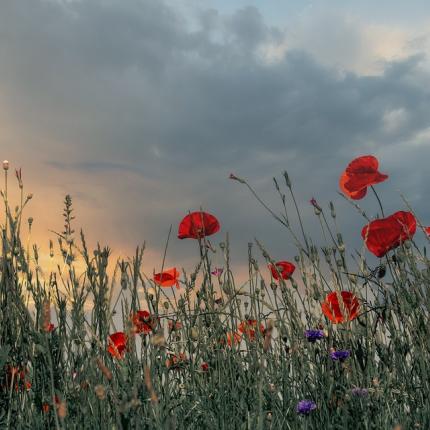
163, 301, 169, 309
2, 160, 9, 170
229, 173, 245, 184
190, 327, 199, 340
28, 217, 33, 227
95, 384, 106, 400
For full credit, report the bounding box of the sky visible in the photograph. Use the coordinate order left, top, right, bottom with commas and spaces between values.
1, 0, 430, 282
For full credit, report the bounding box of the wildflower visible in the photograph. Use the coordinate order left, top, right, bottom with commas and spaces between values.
45, 323, 55, 333
211, 267, 224, 277
132, 310, 158, 334
310, 197, 322, 213
269, 261, 296, 281
424, 227, 430, 236
304, 329, 325, 343
330, 349, 350, 362
296, 400, 317, 415
339, 155, 388, 200
321, 291, 360, 324
238, 319, 265, 341
361, 211, 416, 257
178, 211, 220, 239
5, 365, 31, 392
153, 268, 180, 288
201, 362, 209, 372
220, 331, 241, 347
107, 332, 127, 359
168, 320, 182, 332
165, 352, 188, 370
351, 387, 369, 398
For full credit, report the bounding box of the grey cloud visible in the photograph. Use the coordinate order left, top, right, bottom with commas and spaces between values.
1, 0, 430, 271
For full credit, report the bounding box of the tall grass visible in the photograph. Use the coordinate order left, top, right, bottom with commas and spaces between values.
0, 161, 429, 429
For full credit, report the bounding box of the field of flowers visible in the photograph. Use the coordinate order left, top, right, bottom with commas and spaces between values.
0, 156, 429, 429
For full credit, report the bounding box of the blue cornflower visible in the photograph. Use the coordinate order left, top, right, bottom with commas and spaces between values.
304, 329, 325, 343
296, 400, 317, 415
330, 350, 350, 362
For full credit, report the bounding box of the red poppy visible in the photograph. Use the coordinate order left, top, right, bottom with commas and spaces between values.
107, 332, 128, 359
178, 211, 220, 239
425, 227, 430, 236
168, 320, 182, 332
361, 211, 416, 257
339, 155, 388, 200
269, 261, 296, 281
132, 311, 158, 335
201, 362, 209, 372
165, 352, 188, 370
321, 291, 360, 324
153, 267, 180, 288
220, 331, 242, 347
45, 323, 55, 333
5, 365, 31, 392
238, 320, 265, 341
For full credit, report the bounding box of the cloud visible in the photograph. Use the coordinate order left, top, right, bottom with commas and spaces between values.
1, 0, 430, 279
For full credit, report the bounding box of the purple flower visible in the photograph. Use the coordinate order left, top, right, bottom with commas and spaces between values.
296, 400, 317, 415
330, 350, 350, 362
304, 329, 325, 343
310, 197, 322, 212
211, 267, 224, 277
351, 387, 369, 398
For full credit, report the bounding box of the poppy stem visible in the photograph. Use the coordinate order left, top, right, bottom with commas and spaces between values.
370, 186, 385, 218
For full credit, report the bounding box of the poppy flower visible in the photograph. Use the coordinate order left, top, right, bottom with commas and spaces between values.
339, 155, 388, 200
165, 352, 188, 370
107, 332, 127, 359
425, 227, 430, 236
178, 211, 220, 239
45, 323, 55, 333
269, 261, 296, 281
5, 366, 31, 392
167, 320, 182, 332
132, 310, 158, 335
219, 331, 242, 347
238, 320, 265, 341
361, 211, 416, 258
321, 291, 360, 324
201, 362, 209, 372
153, 267, 180, 288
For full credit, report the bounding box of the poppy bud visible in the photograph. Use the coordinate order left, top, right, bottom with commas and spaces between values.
283, 171, 291, 188
2, 160, 9, 171
377, 265, 386, 279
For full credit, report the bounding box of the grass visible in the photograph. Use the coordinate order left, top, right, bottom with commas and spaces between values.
0, 161, 429, 429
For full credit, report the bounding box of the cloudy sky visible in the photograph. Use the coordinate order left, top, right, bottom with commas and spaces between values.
1, 0, 430, 280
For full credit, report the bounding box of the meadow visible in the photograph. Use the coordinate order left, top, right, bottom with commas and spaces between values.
0, 156, 429, 429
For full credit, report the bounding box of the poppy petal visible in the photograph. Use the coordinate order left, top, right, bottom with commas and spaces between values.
361, 211, 416, 257
178, 211, 220, 239
269, 261, 296, 280
321, 291, 359, 324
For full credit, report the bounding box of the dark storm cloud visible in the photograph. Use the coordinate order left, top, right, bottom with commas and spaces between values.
1, 0, 430, 271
